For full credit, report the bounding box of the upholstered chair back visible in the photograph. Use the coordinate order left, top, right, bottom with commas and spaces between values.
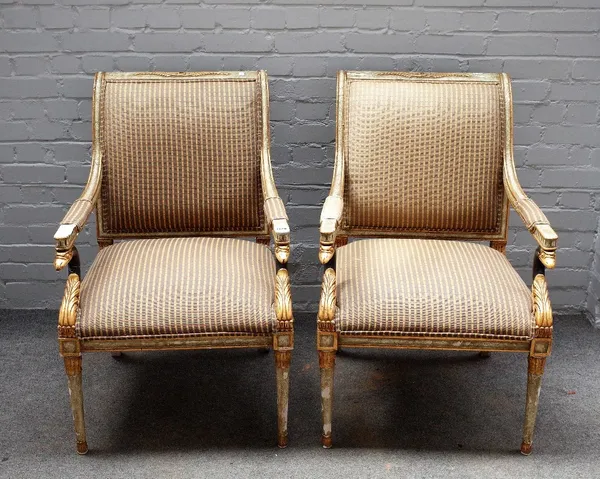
338, 72, 509, 239
94, 72, 266, 238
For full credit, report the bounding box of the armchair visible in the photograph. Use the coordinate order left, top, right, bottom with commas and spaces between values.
54, 71, 293, 453
317, 71, 557, 454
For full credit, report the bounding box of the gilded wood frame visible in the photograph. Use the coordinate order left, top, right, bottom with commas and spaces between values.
54, 71, 293, 453
317, 71, 557, 454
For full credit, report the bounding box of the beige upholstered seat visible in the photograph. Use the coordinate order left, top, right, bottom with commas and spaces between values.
78, 238, 276, 339
53, 72, 293, 453
317, 71, 558, 454
336, 239, 533, 339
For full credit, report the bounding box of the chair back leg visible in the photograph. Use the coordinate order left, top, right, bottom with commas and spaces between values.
64, 356, 88, 454
275, 351, 291, 448
521, 356, 546, 455
319, 351, 336, 448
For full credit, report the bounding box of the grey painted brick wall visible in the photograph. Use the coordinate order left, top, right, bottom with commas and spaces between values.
0, 0, 599, 315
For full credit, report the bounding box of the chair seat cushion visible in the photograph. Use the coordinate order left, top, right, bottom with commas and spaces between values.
336, 239, 534, 340
78, 237, 276, 339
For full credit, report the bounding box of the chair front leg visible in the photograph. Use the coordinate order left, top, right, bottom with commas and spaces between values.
64, 355, 88, 455
521, 269, 553, 455
318, 267, 337, 448
521, 356, 546, 455
58, 272, 88, 454
274, 268, 293, 448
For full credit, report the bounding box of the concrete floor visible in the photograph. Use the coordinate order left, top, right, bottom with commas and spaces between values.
1, 310, 599, 478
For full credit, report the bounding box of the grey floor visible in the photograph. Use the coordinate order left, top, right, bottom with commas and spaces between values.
1, 311, 599, 479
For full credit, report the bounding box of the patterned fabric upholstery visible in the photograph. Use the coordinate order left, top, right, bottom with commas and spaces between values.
98, 75, 264, 235
78, 237, 276, 339
336, 239, 533, 340
343, 78, 505, 235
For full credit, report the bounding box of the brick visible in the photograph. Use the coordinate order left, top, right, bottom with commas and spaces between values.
63, 33, 130, 52
356, 9, 388, 30
2, 165, 64, 184
39, 7, 74, 29
504, 59, 571, 81
0, 121, 28, 141
389, 9, 427, 31
153, 55, 188, 71
62, 76, 94, 98
29, 120, 66, 140
0, 33, 59, 52
550, 84, 600, 102
204, 33, 271, 52
514, 125, 543, 146
415, 34, 486, 55
135, 33, 203, 52
13, 57, 47, 76
542, 169, 600, 188
77, 8, 110, 29
21, 185, 52, 203
251, 7, 285, 30
566, 104, 598, 125
3, 7, 38, 28
256, 56, 293, 76
15, 144, 47, 163
527, 146, 569, 166
512, 81, 550, 103
426, 11, 462, 32
215, 7, 251, 29
573, 60, 600, 81
461, 12, 496, 31
11, 101, 45, 120
319, 7, 355, 28
495, 12, 530, 32
115, 55, 151, 72
82, 55, 114, 73
292, 56, 327, 77
146, 7, 181, 28
45, 99, 80, 120
296, 102, 329, 121
531, 104, 565, 124
544, 125, 600, 147
560, 192, 591, 209
556, 36, 600, 57
112, 7, 146, 28
530, 11, 600, 32
50, 55, 81, 74
276, 33, 343, 53
286, 7, 318, 29
346, 33, 414, 53
180, 8, 216, 29
487, 35, 556, 56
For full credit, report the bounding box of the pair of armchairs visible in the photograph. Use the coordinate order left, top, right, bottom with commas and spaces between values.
54, 71, 557, 455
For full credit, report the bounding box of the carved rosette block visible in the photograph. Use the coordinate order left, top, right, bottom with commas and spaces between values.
532, 274, 552, 338
54, 249, 74, 271
274, 243, 290, 264
274, 268, 293, 331
318, 244, 335, 265
318, 268, 336, 331
538, 249, 556, 269
58, 273, 80, 338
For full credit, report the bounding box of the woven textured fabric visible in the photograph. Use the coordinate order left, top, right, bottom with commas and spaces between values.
99, 77, 263, 235
336, 239, 533, 339
343, 79, 505, 234
78, 237, 276, 339
61, 199, 94, 229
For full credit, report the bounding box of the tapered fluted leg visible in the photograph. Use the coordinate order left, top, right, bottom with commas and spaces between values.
319, 351, 335, 448
275, 351, 291, 448
521, 356, 546, 455
64, 356, 88, 454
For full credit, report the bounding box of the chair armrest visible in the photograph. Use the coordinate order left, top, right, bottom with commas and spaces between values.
264, 196, 291, 264
319, 195, 343, 265
505, 162, 557, 269
54, 153, 101, 270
